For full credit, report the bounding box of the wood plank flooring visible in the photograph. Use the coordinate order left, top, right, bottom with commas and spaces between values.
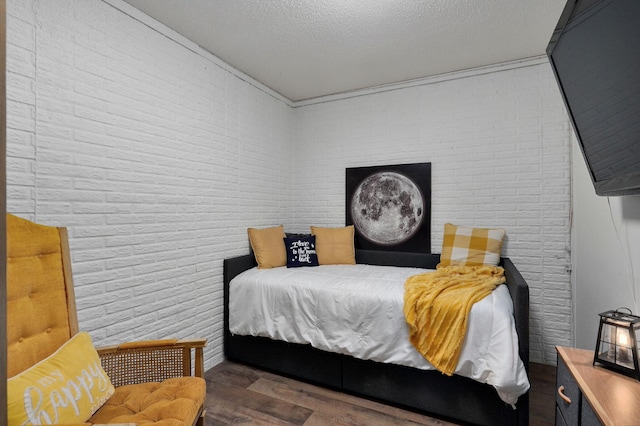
204, 361, 557, 425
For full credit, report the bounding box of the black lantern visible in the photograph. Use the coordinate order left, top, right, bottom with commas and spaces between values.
593, 308, 640, 380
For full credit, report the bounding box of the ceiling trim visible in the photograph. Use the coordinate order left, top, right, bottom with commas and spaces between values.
292, 55, 549, 108
103, 0, 294, 106
104, 0, 550, 109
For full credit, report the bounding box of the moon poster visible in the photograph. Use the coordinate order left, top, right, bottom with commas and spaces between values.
346, 162, 431, 253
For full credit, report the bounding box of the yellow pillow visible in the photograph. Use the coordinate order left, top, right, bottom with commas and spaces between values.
440, 223, 505, 267
248, 225, 287, 269
311, 225, 356, 265
8, 332, 115, 425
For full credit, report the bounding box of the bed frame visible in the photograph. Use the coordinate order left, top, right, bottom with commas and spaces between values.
223, 249, 529, 426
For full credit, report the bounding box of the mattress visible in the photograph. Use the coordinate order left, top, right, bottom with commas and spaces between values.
229, 263, 530, 404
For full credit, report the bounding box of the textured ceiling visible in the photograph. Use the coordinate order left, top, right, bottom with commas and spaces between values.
120, 0, 567, 102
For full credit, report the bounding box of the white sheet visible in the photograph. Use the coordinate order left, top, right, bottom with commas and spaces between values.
229, 264, 530, 404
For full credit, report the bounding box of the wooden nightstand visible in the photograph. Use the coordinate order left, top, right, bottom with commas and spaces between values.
556, 346, 640, 425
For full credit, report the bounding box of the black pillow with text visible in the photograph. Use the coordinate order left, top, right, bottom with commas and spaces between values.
284, 235, 319, 267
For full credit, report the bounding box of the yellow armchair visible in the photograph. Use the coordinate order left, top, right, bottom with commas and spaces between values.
7, 214, 207, 425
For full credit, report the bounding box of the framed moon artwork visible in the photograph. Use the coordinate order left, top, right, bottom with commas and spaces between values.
346, 162, 431, 253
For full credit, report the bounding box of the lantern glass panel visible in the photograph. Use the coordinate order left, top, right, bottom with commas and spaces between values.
615, 327, 633, 367
597, 323, 615, 361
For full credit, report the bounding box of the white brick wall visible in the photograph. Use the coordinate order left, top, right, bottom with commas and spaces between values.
7, 0, 293, 370
6, 0, 572, 367
292, 63, 573, 363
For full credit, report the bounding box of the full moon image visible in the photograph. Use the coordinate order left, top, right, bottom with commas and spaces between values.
350, 172, 424, 245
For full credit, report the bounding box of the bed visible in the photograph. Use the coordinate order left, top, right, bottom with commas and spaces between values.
223, 249, 530, 426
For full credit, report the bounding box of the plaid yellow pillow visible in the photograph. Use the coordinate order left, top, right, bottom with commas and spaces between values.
440, 223, 505, 266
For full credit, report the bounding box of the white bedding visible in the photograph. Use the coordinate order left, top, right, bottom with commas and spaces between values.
229, 263, 530, 404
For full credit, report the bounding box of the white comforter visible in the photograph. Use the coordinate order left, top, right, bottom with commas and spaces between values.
229, 263, 530, 404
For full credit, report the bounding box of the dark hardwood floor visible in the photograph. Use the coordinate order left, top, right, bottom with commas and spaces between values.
204, 361, 557, 425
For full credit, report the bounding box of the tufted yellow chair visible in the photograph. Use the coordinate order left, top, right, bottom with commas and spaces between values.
7, 214, 207, 425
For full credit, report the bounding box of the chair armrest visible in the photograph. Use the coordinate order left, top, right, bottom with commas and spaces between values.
96, 338, 207, 387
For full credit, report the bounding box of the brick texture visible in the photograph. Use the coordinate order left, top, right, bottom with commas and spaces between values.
6, 0, 293, 370
292, 64, 572, 364
6, 0, 571, 368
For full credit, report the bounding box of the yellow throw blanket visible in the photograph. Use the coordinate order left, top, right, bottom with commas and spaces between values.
403, 264, 505, 376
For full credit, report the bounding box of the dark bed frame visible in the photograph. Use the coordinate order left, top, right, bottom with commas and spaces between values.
223, 249, 529, 426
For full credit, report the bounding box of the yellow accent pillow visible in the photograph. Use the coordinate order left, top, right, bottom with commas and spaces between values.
8, 332, 115, 425
310, 225, 356, 265
440, 223, 505, 266
248, 225, 287, 269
